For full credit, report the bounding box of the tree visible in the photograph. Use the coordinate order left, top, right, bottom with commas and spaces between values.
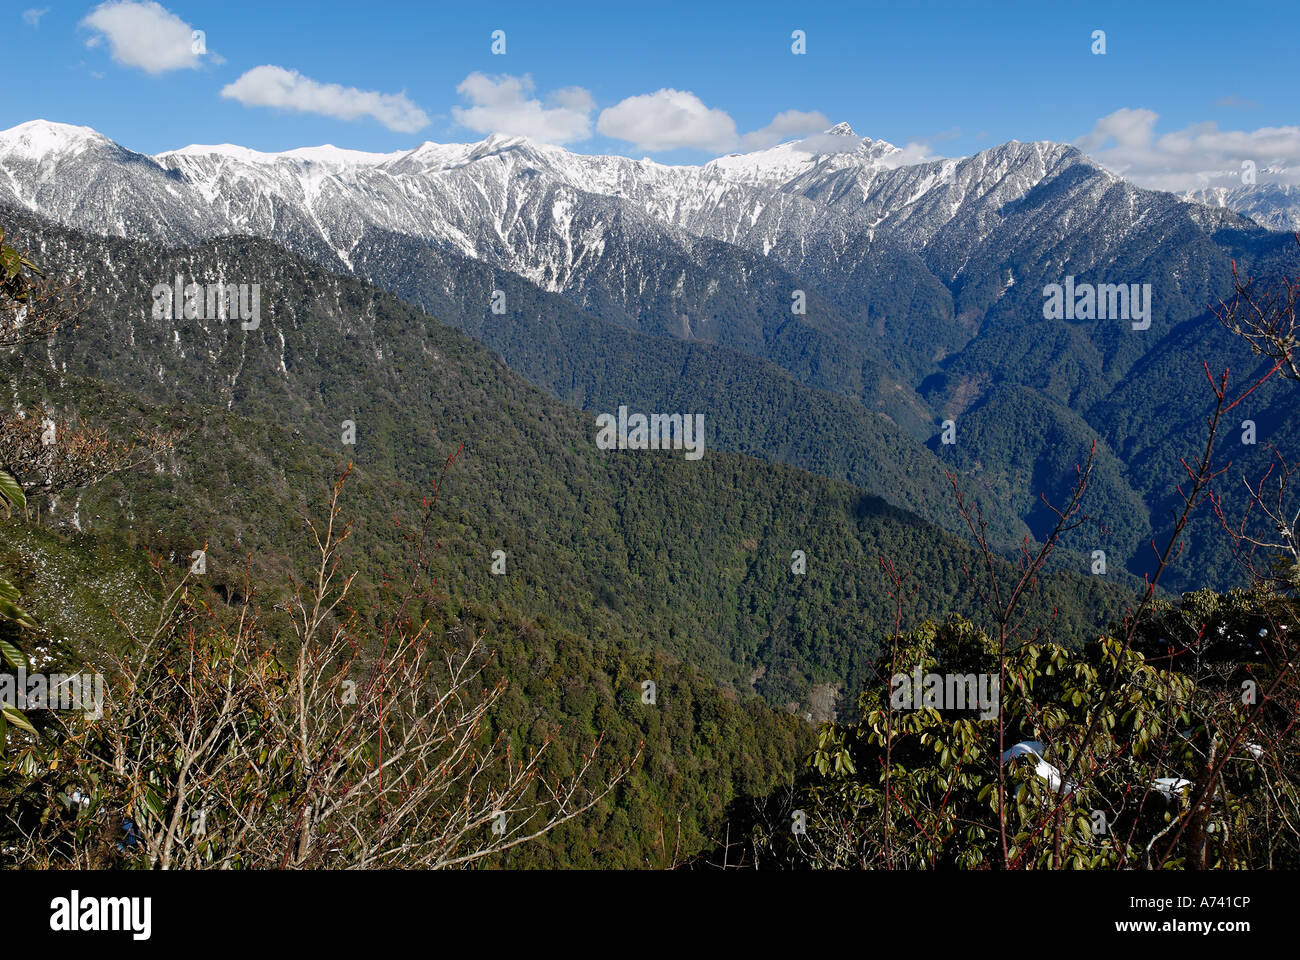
0, 403, 174, 504
0, 225, 82, 349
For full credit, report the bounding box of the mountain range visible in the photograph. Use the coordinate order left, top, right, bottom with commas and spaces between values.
3, 117, 1298, 595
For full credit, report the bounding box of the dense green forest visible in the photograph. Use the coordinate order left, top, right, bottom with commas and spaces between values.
352, 220, 1300, 595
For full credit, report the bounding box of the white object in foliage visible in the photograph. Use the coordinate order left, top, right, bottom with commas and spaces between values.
1151, 777, 1192, 798
1001, 741, 1074, 795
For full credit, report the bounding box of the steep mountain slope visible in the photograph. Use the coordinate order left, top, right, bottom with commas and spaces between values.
345, 226, 1005, 535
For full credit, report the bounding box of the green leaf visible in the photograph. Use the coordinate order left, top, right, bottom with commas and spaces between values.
0, 594, 36, 630
0, 470, 25, 517
1, 705, 37, 736
143, 787, 164, 817
0, 245, 20, 281
0, 637, 28, 669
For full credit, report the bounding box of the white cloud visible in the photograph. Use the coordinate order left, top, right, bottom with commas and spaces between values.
888, 142, 946, 166
741, 110, 831, 150
598, 94, 846, 156
1075, 107, 1160, 154
222, 65, 430, 133
598, 89, 739, 152
450, 75, 839, 157
882, 128, 959, 167
1077, 107, 1300, 191
451, 73, 594, 144
22, 7, 50, 28
80, 1, 214, 74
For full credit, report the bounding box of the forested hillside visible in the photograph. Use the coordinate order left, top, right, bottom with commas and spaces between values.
4, 213, 1125, 704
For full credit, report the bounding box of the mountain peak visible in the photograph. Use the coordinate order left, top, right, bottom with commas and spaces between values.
164, 142, 278, 163
0, 119, 109, 161
824, 122, 857, 137
275, 144, 402, 166
470, 131, 557, 162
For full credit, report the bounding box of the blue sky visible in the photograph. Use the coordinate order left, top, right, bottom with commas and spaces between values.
5, 0, 1299, 188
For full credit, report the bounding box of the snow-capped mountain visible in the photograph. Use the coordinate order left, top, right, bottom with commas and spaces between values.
702, 121, 907, 187
1183, 176, 1300, 233
0, 117, 1264, 330
0, 119, 888, 273
3, 115, 1279, 416
0, 118, 1241, 273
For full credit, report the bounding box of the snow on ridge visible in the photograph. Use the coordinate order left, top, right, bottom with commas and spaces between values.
270, 145, 404, 166
160, 143, 284, 164
160, 143, 404, 167
8, 115, 1242, 298
704, 124, 906, 186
